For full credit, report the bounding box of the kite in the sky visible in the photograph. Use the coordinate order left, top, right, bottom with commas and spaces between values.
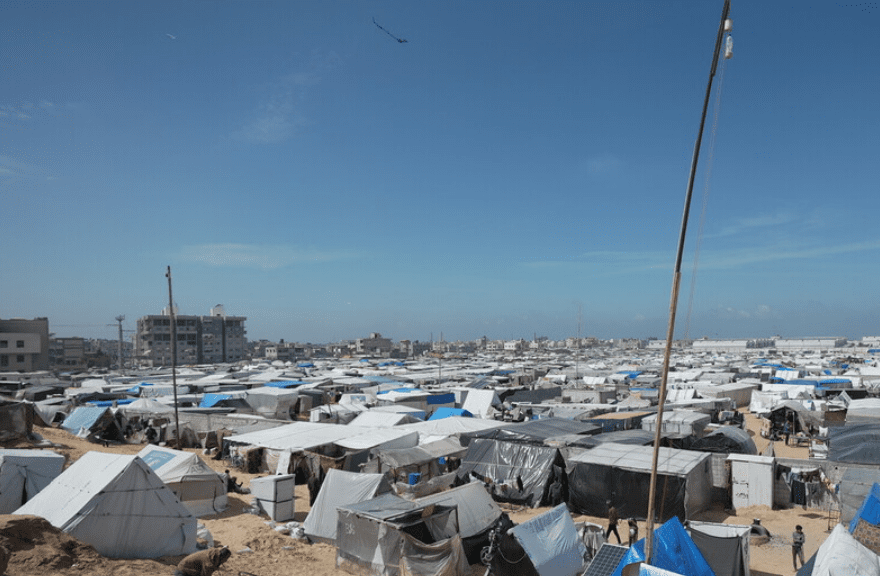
373, 18, 407, 43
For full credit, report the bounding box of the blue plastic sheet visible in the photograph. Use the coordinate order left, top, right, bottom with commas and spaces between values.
611, 518, 714, 576
850, 482, 880, 532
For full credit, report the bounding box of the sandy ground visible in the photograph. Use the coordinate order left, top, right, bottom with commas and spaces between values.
0, 412, 832, 576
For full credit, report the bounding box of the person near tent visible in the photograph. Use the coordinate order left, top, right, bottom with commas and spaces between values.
224, 470, 246, 494
792, 524, 805, 570
605, 501, 621, 544
783, 418, 791, 446
628, 518, 639, 546
308, 466, 325, 505
174, 546, 232, 576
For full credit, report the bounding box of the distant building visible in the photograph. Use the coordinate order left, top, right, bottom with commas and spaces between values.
0, 317, 50, 371
774, 337, 847, 351
49, 337, 86, 369
355, 332, 393, 356
134, 305, 247, 367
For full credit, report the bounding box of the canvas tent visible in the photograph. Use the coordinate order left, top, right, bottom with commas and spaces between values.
567, 443, 712, 522
687, 521, 750, 576
60, 406, 124, 443
456, 438, 566, 507
14, 451, 197, 558
303, 468, 389, 543
137, 445, 227, 516
508, 504, 587, 576
0, 449, 65, 513
641, 410, 710, 439
811, 524, 880, 576
335, 492, 469, 576
0, 401, 35, 441
610, 518, 714, 576
244, 386, 299, 420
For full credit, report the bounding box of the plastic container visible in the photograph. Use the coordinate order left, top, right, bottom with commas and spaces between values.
408, 472, 421, 485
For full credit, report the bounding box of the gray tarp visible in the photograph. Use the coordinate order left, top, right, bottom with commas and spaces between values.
828, 424, 880, 464
687, 521, 750, 576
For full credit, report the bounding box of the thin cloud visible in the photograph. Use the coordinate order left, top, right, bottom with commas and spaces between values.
708, 213, 799, 238
584, 154, 624, 176
177, 243, 357, 269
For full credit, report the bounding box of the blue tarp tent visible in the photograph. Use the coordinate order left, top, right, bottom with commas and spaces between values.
611, 518, 714, 576
298, 362, 315, 368
850, 483, 880, 533
199, 393, 231, 408
61, 406, 110, 434
86, 399, 136, 407
265, 380, 306, 388
429, 407, 473, 421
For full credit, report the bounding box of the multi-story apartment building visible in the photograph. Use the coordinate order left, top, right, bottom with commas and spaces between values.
355, 332, 393, 356
0, 317, 50, 371
134, 305, 247, 366
49, 337, 86, 369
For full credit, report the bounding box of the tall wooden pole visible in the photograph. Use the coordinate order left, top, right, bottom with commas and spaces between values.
644, 0, 730, 565
166, 266, 181, 445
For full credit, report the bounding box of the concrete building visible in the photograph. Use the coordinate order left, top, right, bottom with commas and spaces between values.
49, 337, 86, 369
134, 305, 247, 367
355, 332, 393, 356
0, 317, 50, 371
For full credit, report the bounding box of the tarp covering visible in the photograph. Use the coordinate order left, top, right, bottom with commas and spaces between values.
137, 445, 227, 517
429, 407, 473, 420
303, 468, 387, 543
841, 471, 880, 527
812, 524, 880, 576
510, 504, 586, 576
399, 533, 469, 576
456, 438, 564, 507
460, 389, 500, 419
688, 521, 749, 576
684, 426, 758, 455
14, 451, 197, 558
850, 482, 880, 532
828, 424, 880, 464
610, 518, 714, 576
414, 481, 501, 539
0, 449, 65, 514
460, 417, 601, 445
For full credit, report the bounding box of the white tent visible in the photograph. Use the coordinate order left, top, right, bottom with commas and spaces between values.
15, 451, 197, 559
812, 524, 880, 576
509, 504, 587, 576
137, 445, 227, 517
0, 449, 66, 513
303, 468, 388, 543
245, 386, 300, 420
460, 389, 500, 419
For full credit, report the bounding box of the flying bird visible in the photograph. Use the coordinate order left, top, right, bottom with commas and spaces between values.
166, 33, 177, 40
373, 18, 407, 43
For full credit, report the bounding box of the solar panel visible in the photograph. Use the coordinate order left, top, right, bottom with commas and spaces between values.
583, 543, 630, 576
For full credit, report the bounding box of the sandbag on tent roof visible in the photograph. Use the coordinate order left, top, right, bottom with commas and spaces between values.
0, 449, 65, 513
137, 445, 227, 517
812, 524, 880, 576
456, 438, 565, 507
14, 451, 197, 558
610, 518, 714, 576
509, 504, 587, 576
687, 521, 750, 576
335, 492, 468, 576
303, 468, 389, 543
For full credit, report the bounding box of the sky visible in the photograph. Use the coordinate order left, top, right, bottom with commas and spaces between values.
2, 1, 879, 344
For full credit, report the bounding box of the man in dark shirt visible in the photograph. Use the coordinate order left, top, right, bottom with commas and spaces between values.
605, 501, 621, 544
792, 524, 805, 570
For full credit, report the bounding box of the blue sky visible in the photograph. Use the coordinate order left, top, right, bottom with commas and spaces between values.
2, 1, 879, 344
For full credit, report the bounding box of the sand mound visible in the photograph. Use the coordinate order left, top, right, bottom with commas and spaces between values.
0, 514, 101, 572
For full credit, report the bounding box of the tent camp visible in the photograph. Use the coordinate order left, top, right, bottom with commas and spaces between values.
137, 445, 227, 516
303, 468, 389, 543
687, 521, 750, 576
567, 443, 712, 522
14, 451, 197, 558
610, 518, 714, 576
0, 449, 65, 513
335, 492, 469, 576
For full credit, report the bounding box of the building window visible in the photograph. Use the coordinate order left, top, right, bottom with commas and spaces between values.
0, 340, 6, 348
0, 356, 7, 367
17, 340, 25, 348
16, 355, 25, 363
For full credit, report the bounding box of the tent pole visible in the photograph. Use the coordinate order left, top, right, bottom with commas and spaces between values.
644, 0, 730, 564
166, 266, 181, 446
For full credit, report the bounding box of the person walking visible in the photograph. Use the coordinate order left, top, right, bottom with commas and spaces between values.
628, 518, 639, 546
605, 501, 621, 544
792, 524, 805, 570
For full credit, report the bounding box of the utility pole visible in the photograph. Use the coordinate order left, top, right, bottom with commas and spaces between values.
644, 0, 731, 566
115, 315, 125, 374
166, 266, 181, 446
576, 305, 582, 381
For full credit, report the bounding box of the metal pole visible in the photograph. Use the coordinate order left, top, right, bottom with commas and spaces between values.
116, 315, 125, 375
644, 0, 730, 565
166, 266, 181, 446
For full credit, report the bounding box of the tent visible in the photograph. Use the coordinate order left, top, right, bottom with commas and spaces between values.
456, 438, 566, 507
365, 437, 466, 483
567, 443, 712, 522
460, 417, 601, 445
812, 524, 880, 576
429, 407, 472, 421
610, 518, 714, 576
137, 445, 227, 517
335, 492, 468, 576
687, 521, 750, 576
641, 410, 710, 439
14, 451, 197, 558
0, 449, 66, 513
460, 389, 500, 418
840, 470, 880, 527
303, 468, 389, 543
509, 504, 587, 576
0, 401, 35, 441
60, 406, 124, 443
828, 424, 880, 464
245, 386, 299, 420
